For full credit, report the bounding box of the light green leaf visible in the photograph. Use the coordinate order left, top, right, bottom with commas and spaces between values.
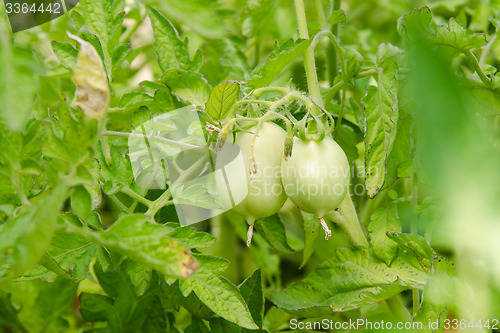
167, 225, 217, 249
0, 186, 66, 282
161, 69, 212, 107
247, 38, 312, 89
241, 0, 275, 38
361, 55, 399, 198
255, 214, 294, 254
434, 18, 488, 52
367, 203, 401, 265
51, 41, 78, 69
92, 215, 199, 279
205, 81, 240, 121
0, 33, 40, 131
71, 185, 93, 221
147, 6, 202, 72
387, 231, 436, 269
270, 247, 429, 314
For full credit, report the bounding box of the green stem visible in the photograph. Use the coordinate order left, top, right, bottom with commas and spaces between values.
386, 295, 413, 323
327, 0, 341, 86
120, 187, 152, 206
314, 0, 328, 29
294, 0, 323, 111
333, 88, 347, 139
325, 193, 368, 246
480, 34, 497, 66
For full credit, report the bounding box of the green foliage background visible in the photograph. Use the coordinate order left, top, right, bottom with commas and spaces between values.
1, 0, 500, 332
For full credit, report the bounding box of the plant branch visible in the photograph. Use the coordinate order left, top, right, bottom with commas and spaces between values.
326, 193, 368, 246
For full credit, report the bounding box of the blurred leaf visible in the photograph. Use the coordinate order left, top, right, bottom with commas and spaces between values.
0, 291, 27, 332
0, 34, 40, 131
52, 41, 78, 70
367, 203, 401, 265
241, 0, 275, 38
71, 185, 93, 221
147, 6, 202, 72
205, 81, 240, 121
247, 38, 312, 89
255, 214, 294, 254
329, 9, 346, 25
80, 293, 122, 333
362, 55, 399, 198
186, 317, 211, 333
161, 69, 212, 107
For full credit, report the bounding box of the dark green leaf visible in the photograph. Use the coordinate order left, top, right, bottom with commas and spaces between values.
255, 214, 294, 254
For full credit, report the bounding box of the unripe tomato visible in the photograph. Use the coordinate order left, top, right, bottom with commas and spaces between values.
281, 136, 350, 217
229, 122, 288, 223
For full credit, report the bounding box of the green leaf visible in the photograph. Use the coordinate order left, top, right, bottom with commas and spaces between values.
247, 38, 312, 89
386, 231, 436, 269
0, 186, 66, 281
205, 81, 240, 121
255, 214, 294, 254
241, 0, 275, 38
71, 185, 93, 221
161, 69, 212, 107
80, 293, 122, 333
0, 33, 41, 131
270, 247, 429, 314
182, 262, 258, 329
90, 215, 199, 279
167, 225, 217, 249
0, 291, 27, 332
52, 41, 78, 69
147, 6, 202, 72
329, 9, 346, 25
361, 55, 399, 198
367, 203, 401, 265
239, 270, 264, 327
300, 212, 319, 269
22, 230, 110, 282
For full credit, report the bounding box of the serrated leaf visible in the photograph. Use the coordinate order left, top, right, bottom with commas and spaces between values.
52, 41, 78, 69
86, 215, 199, 279
205, 81, 240, 121
300, 211, 319, 269
0, 186, 66, 282
270, 247, 429, 314
255, 214, 294, 254
329, 9, 346, 25
362, 55, 399, 198
147, 6, 202, 72
239, 270, 264, 327
367, 204, 401, 265
386, 231, 436, 269
247, 38, 312, 88
161, 69, 212, 107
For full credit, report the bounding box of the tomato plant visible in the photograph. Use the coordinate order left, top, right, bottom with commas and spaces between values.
1, 0, 500, 332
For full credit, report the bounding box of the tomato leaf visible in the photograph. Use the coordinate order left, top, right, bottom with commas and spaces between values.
51, 41, 78, 70
300, 211, 319, 269
205, 81, 240, 121
386, 231, 436, 269
161, 69, 212, 107
361, 54, 399, 198
367, 203, 401, 265
255, 214, 294, 254
147, 6, 202, 72
247, 38, 312, 89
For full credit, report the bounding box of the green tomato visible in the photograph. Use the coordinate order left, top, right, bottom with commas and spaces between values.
281, 136, 350, 217
217, 122, 288, 225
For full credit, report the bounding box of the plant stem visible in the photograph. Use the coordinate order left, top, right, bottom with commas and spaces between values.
480, 34, 497, 66
120, 186, 152, 206
294, 0, 323, 111
314, 0, 328, 29
386, 295, 413, 323
327, 0, 341, 86
325, 193, 368, 246
465, 49, 491, 87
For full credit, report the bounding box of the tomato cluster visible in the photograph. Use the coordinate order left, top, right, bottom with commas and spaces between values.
218, 122, 350, 245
